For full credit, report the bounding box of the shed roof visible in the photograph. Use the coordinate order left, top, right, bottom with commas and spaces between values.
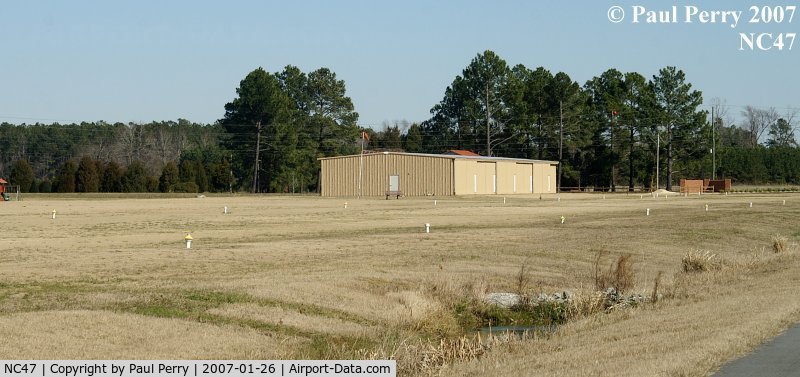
318, 151, 558, 165
444, 149, 481, 156
0, 178, 7, 184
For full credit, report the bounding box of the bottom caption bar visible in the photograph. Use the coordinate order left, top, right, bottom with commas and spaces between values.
1, 361, 395, 377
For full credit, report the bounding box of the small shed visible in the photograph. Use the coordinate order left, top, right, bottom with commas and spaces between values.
0, 178, 7, 194
318, 152, 558, 197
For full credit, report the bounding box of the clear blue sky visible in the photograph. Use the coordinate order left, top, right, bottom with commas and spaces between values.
1, 0, 797, 128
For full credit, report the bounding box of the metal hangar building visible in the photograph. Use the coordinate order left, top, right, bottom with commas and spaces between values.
318, 152, 558, 197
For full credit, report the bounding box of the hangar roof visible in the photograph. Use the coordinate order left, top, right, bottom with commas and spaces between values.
318, 151, 558, 165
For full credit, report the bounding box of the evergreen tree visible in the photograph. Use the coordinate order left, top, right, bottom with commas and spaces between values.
403, 123, 423, 152
55, 160, 78, 193
10, 159, 34, 193
123, 161, 148, 192
39, 179, 52, 193
209, 159, 233, 192
221, 67, 292, 192
179, 159, 196, 184
767, 118, 798, 148
159, 161, 179, 192
651, 67, 706, 191
195, 160, 208, 193
101, 161, 124, 192
75, 155, 100, 192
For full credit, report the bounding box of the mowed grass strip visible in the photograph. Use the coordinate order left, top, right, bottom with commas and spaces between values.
0, 193, 799, 375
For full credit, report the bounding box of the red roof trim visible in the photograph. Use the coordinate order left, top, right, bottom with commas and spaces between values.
445, 150, 481, 156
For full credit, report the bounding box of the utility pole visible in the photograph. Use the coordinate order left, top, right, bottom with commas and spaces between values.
558, 101, 563, 193
358, 132, 364, 197
486, 83, 491, 157
711, 106, 716, 180
610, 111, 616, 192
656, 131, 660, 191
252, 120, 262, 193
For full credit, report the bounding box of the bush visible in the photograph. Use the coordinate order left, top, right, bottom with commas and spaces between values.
171, 181, 199, 193
146, 176, 159, 193
39, 179, 52, 193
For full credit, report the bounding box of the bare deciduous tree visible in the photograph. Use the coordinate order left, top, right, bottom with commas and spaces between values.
741, 105, 779, 147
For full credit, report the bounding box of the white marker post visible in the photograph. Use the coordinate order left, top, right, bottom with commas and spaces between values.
344, 201, 348, 209
424, 223, 430, 233
51, 210, 56, 219
184, 234, 193, 249
223, 206, 228, 214
783, 200, 786, 205
560, 216, 565, 224
646, 208, 650, 216
705, 204, 709, 212
557, 197, 561, 202
749, 202, 753, 208
434, 200, 437, 206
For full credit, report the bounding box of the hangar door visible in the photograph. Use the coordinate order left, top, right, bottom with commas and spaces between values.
474, 161, 496, 194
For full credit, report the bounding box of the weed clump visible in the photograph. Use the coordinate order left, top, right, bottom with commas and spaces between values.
772, 235, 789, 253
682, 250, 718, 272
594, 251, 636, 295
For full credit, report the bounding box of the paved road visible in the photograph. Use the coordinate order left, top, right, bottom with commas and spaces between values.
714, 324, 800, 377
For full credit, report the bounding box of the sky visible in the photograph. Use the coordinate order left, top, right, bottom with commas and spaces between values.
1, 0, 797, 128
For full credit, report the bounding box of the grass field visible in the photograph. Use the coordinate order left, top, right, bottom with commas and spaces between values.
1, 192, 798, 376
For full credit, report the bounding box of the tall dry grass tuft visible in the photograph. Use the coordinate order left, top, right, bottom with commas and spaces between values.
593, 249, 609, 291
354, 333, 510, 377
651, 271, 663, 303
594, 252, 636, 295
682, 250, 719, 272
772, 235, 789, 253
514, 264, 531, 296
565, 290, 607, 319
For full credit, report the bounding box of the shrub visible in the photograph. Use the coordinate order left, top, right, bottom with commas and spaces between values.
39, 179, 52, 193
171, 181, 199, 193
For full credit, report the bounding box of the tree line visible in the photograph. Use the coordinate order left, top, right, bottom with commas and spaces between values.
1, 51, 798, 193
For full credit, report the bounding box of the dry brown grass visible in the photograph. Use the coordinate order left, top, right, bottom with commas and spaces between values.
682, 249, 720, 272
772, 234, 789, 253
594, 252, 636, 295
0, 193, 799, 376
651, 271, 663, 302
